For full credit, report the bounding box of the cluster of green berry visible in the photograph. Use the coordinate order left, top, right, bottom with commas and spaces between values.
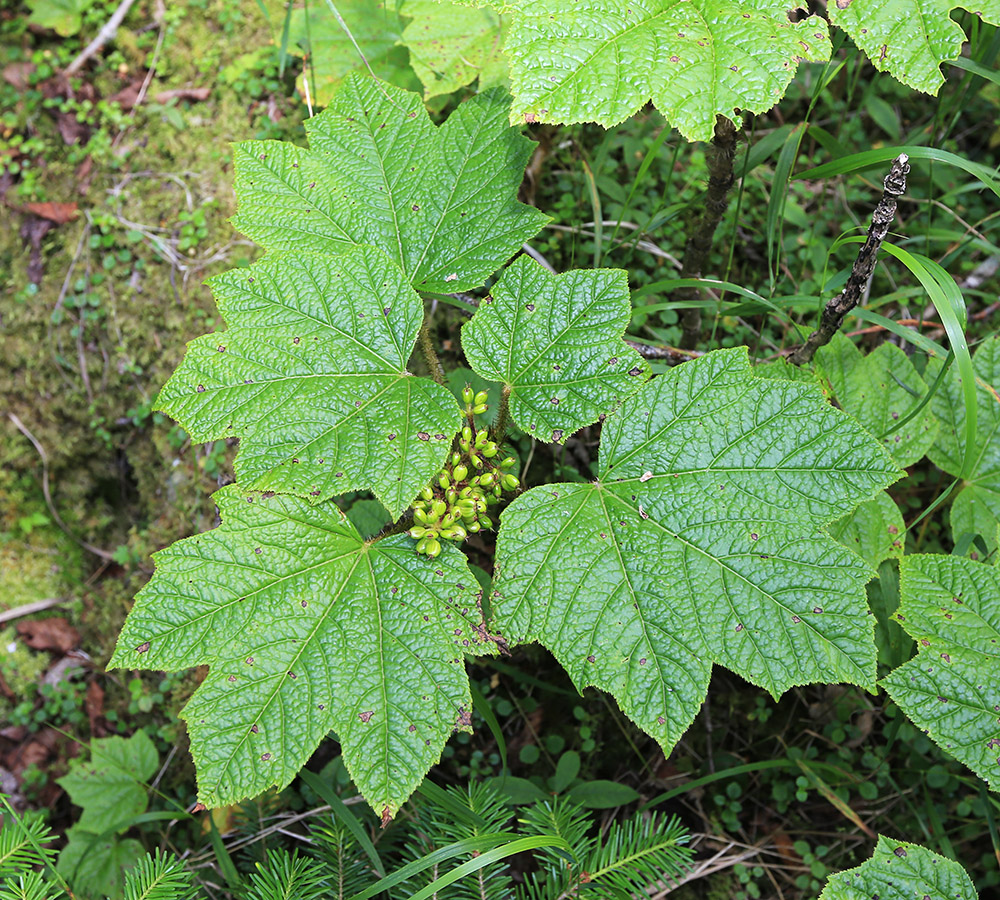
409, 388, 520, 557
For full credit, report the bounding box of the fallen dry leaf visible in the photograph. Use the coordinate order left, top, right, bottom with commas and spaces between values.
16, 617, 80, 653
23, 201, 78, 224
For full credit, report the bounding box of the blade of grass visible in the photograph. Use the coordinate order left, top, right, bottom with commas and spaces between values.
471, 683, 508, 774
406, 836, 571, 900
796, 147, 1000, 199
580, 157, 603, 269
299, 769, 385, 877
766, 123, 807, 290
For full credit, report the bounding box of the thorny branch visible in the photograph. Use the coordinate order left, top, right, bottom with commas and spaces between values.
790, 153, 910, 365
677, 115, 740, 349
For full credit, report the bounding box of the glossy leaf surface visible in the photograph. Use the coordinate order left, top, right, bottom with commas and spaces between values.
493, 349, 901, 755
828, 0, 1000, 95
231, 75, 547, 293
882, 554, 1000, 790
109, 487, 497, 815
461, 256, 649, 442
470, 0, 831, 140
819, 835, 977, 899
157, 248, 459, 518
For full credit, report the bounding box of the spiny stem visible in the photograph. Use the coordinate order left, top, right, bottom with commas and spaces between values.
676, 115, 740, 349
790, 153, 910, 366
491, 385, 511, 447
419, 318, 446, 387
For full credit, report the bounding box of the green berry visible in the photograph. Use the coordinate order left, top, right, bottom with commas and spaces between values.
421, 486, 434, 502
479, 515, 493, 530
439, 473, 451, 490
479, 472, 495, 487
426, 538, 442, 558
475, 429, 489, 447
453, 464, 468, 482
501, 473, 520, 490
472, 403, 488, 415
462, 386, 474, 405
451, 452, 463, 468
431, 499, 447, 518
474, 390, 488, 406
471, 453, 484, 468
451, 524, 468, 541
481, 445, 498, 458
462, 425, 473, 442
500, 456, 516, 469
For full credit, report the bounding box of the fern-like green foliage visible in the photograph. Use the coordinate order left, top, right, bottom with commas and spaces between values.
0, 815, 56, 881
121, 852, 194, 900
519, 799, 691, 899
244, 851, 328, 900
308, 823, 374, 900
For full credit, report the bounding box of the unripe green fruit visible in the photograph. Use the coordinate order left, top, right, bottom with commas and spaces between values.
421, 486, 434, 502
492, 485, 502, 499
450, 524, 468, 541
481, 444, 498, 458
462, 426, 473, 443
409, 526, 426, 539
451, 452, 462, 468
475, 429, 489, 447
479, 472, 495, 487
462, 386, 474, 405
500, 457, 516, 469
472, 403, 488, 415
474, 390, 488, 406
467, 520, 481, 533
416, 535, 429, 553
453, 464, 468, 482
502, 473, 520, 490
459, 438, 472, 453
446, 487, 458, 504
479, 515, 493, 529
413, 508, 430, 526
471, 453, 484, 468
439, 473, 450, 490
431, 499, 447, 518
425, 539, 441, 558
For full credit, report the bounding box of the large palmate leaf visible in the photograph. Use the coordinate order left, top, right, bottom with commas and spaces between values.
461, 256, 650, 443
157, 247, 459, 518
882, 555, 1000, 790
828, 0, 1000, 95
231, 75, 547, 293
109, 487, 497, 815
466, 0, 831, 140
928, 336, 1000, 554
816, 335, 938, 467
492, 349, 901, 753
819, 835, 978, 900
401, 1, 508, 98
286, 1, 416, 105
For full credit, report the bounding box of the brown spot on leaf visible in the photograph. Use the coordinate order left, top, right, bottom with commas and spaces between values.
359, 710, 374, 723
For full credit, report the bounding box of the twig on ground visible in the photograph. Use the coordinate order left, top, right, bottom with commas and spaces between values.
64, 0, 139, 76
789, 153, 910, 365
0, 598, 66, 624
8, 413, 115, 561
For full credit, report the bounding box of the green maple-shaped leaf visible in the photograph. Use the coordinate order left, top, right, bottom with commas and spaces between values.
819, 835, 978, 900
56, 731, 158, 836
461, 256, 650, 443
157, 247, 459, 518
882, 555, 1000, 790
828, 491, 905, 570
401, 1, 508, 98
467, 0, 831, 140
109, 487, 496, 815
492, 348, 901, 753
927, 336, 1000, 555
815, 335, 938, 468
231, 74, 547, 293
286, 1, 417, 105
828, 0, 1000, 95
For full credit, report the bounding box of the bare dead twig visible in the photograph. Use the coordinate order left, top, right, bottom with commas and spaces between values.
7, 413, 115, 561
64, 0, 139, 76
0, 598, 66, 624
789, 154, 910, 365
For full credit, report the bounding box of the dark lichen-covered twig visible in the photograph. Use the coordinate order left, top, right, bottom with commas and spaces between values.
677, 115, 740, 349
790, 153, 910, 366
418, 318, 446, 386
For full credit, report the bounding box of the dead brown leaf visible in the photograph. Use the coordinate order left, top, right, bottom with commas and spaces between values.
86, 679, 105, 736
3, 62, 35, 91
23, 201, 79, 224
16, 617, 80, 653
